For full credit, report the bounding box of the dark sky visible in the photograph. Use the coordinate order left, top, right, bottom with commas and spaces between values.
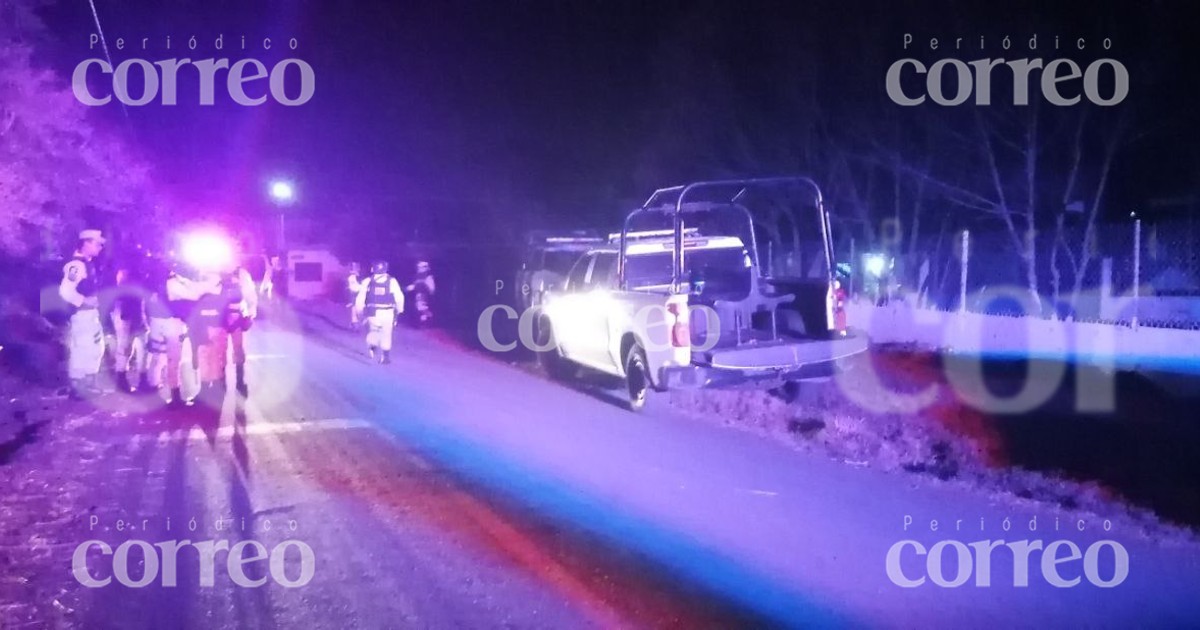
37, 1, 689, 219
32, 0, 1199, 236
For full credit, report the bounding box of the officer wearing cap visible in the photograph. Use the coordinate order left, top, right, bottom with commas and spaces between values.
59, 229, 106, 397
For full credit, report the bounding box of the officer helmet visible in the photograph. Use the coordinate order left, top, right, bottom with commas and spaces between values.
416, 260, 431, 273
371, 261, 389, 275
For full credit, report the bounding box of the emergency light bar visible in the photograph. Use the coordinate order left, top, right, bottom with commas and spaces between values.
180, 232, 234, 272
608, 227, 700, 243
543, 236, 604, 244
625, 236, 744, 256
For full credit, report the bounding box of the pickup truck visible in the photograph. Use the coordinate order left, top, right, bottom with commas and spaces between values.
535, 177, 868, 411
514, 231, 605, 311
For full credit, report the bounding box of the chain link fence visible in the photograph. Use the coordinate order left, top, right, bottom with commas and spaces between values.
829, 215, 1200, 330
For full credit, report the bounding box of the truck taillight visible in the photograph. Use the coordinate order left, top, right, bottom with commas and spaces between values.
667, 300, 690, 347
828, 280, 847, 336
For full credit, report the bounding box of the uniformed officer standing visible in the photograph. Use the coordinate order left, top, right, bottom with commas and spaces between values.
146, 261, 217, 408
58, 229, 106, 398
108, 266, 151, 393
406, 260, 436, 327
191, 270, 227, 397
209, 263, 258, 395
353, 261, 404, 363
347, 262, 363, 328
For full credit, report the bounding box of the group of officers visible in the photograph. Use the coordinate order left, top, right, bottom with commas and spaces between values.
56, 229, 262, 408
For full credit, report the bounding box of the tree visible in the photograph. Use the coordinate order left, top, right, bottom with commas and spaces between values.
0, 2, 147, 256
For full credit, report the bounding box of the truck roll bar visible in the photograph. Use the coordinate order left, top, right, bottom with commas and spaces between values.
617, 176, 832, 293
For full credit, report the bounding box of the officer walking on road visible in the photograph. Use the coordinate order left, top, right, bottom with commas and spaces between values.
406, 260, 436, 327
59, 229, 106, 398
353, 261, 404, 364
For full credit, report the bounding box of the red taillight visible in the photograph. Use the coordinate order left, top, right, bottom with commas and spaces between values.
832, 280, 847, 334
667, 301, 690, 347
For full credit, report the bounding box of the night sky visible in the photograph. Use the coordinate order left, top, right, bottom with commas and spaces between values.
32, 0, 1199, 238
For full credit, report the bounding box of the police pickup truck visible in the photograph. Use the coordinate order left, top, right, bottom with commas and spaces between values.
535, 177, 867, 411
514, 231, 605, 311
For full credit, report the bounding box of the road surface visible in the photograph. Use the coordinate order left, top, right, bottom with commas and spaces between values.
19, 301, 1200, 628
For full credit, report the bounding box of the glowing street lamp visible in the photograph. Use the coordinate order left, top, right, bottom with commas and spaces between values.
270, 180, 295, 203
268, 179, 296, 252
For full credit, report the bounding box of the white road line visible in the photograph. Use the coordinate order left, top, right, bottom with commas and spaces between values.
137, 418, 375, 444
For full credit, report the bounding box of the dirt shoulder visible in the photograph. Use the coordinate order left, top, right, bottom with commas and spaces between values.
666, 345, 1200, 547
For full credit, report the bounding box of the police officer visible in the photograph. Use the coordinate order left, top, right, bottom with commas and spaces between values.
59, 229, 106, 398
191, 270, 227, 397
347, 262, 363, 328
147, 261, 217, 408
107, 266, 151, 393
406, 260, 436, 327
353, 261, 404, 363
209, 263, 258, 395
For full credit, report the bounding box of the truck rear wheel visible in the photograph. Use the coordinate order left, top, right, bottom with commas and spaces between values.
623, 343, 653, 412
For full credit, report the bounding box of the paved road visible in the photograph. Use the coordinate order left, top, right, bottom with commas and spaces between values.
49, 302, 1200, 628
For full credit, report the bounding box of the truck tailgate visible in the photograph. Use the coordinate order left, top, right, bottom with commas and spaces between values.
702, 335, 868, 371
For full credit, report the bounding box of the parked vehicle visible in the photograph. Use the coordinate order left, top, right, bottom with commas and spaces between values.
514, 231, 604, 311
535, 177, 867, 411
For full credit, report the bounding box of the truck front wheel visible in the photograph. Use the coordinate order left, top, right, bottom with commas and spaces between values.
535, 319, 573, 380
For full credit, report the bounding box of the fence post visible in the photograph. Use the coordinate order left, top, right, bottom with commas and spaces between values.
1132, 218, 1141, 330
960, 230, 970, 313
849, 237, 856, 297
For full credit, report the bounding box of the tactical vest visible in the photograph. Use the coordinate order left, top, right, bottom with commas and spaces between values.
364, 276, 395, 310
223, 272, 244, 314
411, 271, 433, 296
165, 276, 196, 320
73, 255, 98, 298
194, 292, 225, 328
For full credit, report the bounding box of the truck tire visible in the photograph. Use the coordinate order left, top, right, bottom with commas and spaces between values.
535, 319, 573, 380
623, 343, 653, 412
771, 379, 825, 405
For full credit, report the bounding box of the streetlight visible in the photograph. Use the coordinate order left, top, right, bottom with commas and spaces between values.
270, 180, 295, 203
269, 179, 295, 252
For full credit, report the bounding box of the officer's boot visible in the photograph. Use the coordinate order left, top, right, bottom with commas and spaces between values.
69, 379, 87, 401
115, 371, 132, 394
168, 387, 189, 410
235, 364, 248, 396
85, 374, 107, 395
381, 350, 391, 365
136, 372, 153, 395
368, 345, 378, 362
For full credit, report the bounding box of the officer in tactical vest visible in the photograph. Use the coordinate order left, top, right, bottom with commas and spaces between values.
406, 260, 436, 327
58, 229, 106, 398
147, 260, 217, 408
353, 261, 405, 363
209, 263, 258, 395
